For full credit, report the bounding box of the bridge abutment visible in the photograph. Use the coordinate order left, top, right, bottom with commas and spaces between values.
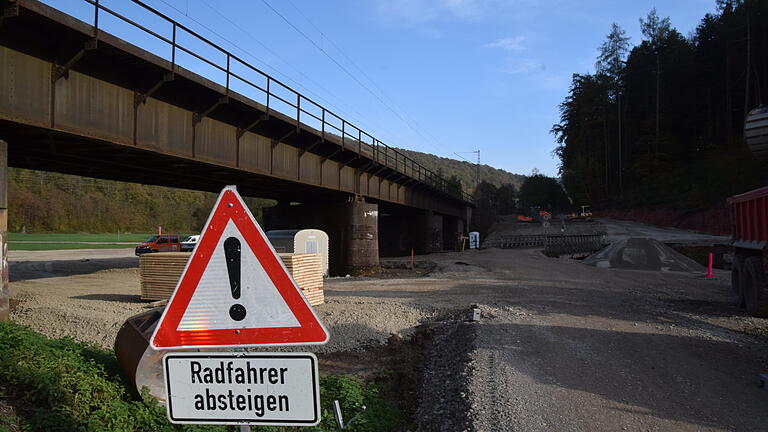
264, 200, 379, 276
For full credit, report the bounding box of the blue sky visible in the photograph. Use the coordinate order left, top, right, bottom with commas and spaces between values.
43, 0, 718, 177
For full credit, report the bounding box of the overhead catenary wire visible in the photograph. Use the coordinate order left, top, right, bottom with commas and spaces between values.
143, 0, 474, 186
259, 0, 457, 157
194, 0, 413, 146
282, 0, 449, 153
148, 0, 408, 147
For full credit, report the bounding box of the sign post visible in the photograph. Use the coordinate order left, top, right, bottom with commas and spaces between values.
151, 186, 329, 427
164, 352, 320, 426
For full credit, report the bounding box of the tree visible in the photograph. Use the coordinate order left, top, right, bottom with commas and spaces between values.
596, 23, 631, 189
552, 73, 613, 202
553, 1, 768, 212
495, 184, 518, 215
518, 175, 571, 213
640, 8, 672, 46
474, 181, 498, 214
596, 23, 631, 81
640, 8, 672, 153
446, 175, 463, 197
470, 181, 499, 238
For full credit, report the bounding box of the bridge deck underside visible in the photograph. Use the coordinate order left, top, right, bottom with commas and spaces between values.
0, 120, 350, 202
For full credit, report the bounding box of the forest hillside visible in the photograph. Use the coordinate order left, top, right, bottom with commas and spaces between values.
7, 169, 273, 234
552, 1, 768, 212
395, 147, 525, 193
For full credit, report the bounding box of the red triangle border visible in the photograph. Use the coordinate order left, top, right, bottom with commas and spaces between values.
150, 188, 329, 349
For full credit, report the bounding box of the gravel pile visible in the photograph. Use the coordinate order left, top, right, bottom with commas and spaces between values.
271, 296, 436, 354
583, 237, 704, 272
312, 298, 435, 353
416, 320, 477, 432
11, 269, 146, 348
12, 274, 437, 354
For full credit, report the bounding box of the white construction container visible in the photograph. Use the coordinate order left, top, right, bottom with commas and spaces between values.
266, 229, 329, 276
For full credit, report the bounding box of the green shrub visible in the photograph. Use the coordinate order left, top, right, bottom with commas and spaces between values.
316, 375, 401, 432
0, 322, 402, 432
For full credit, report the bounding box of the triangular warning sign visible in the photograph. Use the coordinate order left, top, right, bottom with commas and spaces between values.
150, 186, 329, 350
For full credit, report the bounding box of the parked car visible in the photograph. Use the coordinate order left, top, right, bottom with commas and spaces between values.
135, 234, 181, 256
181, 235, 199, 252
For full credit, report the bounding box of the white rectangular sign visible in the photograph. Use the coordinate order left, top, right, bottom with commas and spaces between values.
164, 352, 320, 426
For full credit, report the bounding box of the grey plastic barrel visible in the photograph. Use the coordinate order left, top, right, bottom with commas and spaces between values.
745, 106, 768, 160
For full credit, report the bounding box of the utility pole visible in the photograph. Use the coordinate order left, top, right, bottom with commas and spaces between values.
475, 150, 480, 186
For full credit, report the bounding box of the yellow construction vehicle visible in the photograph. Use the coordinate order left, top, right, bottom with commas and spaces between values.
579, 205, 592, 220
566, 205, 593, 221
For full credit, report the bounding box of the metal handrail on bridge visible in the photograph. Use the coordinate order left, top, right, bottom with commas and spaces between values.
76, 0, 473, 203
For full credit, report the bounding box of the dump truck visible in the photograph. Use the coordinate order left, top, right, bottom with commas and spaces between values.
730, 106, 768, 317
729, 186, 768, 316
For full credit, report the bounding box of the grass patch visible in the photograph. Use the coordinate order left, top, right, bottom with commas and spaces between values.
0, 322, 403, 431
8, 233, 152, 243
7, 232, 197, 251
8, 243, 135, 251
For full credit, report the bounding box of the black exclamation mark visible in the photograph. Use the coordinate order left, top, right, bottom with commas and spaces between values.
224, 237, 246, 321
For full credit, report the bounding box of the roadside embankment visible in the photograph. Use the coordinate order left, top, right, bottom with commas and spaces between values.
596, 202, 730, 236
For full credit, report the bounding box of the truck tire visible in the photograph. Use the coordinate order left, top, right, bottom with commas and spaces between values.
731, 255, 745, 306
742, 256, 768, 317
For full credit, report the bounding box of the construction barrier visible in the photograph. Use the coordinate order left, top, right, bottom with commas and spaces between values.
494, 234, 606, 256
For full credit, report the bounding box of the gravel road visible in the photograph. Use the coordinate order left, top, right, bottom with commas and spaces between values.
596, 217, 731, 245
461, 249, 768, 432
7, 219, 768, 431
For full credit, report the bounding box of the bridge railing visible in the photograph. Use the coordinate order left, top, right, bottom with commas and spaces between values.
76, 0, 472, 203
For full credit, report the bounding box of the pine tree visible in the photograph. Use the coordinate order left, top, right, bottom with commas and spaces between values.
640, 8, 672, 157
596, 23, 630, 189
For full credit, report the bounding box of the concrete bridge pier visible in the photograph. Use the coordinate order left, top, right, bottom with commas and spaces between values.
264, 200, 379, 276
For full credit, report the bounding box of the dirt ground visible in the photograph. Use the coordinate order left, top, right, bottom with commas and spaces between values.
7, 219, 768, 431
